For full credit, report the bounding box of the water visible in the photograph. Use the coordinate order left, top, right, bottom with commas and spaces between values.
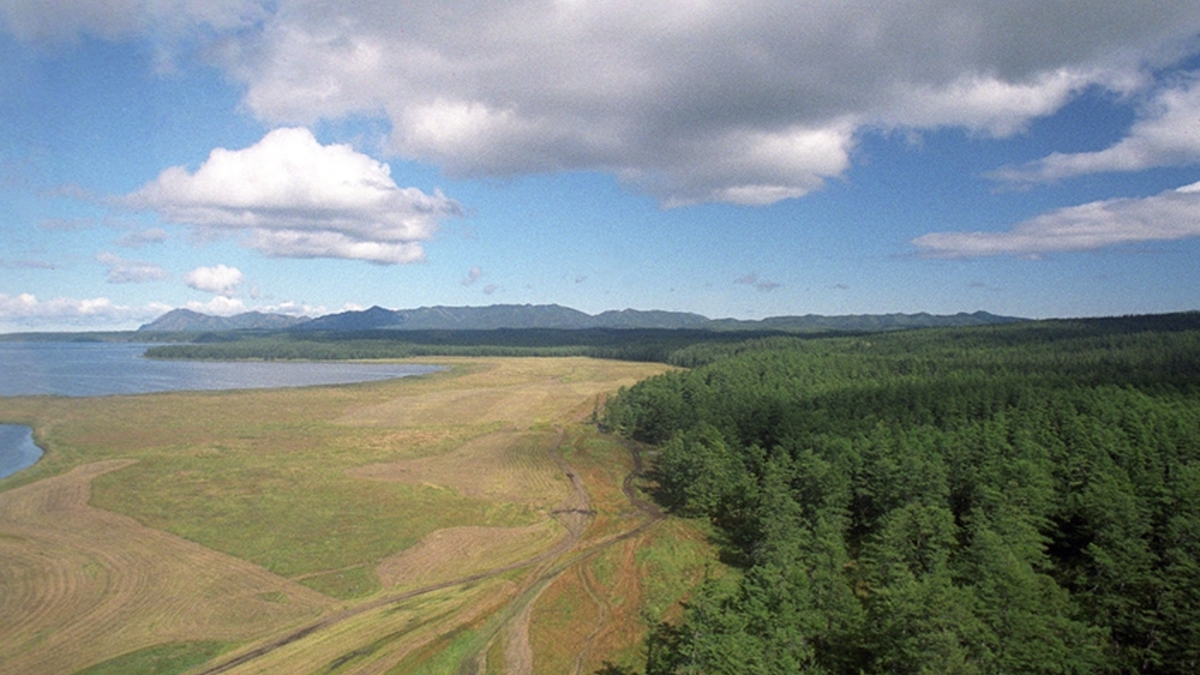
0, 341, 443, 477
0, 424, 41, 479
0, 342, 441, 397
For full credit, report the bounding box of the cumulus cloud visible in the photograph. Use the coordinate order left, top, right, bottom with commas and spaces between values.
184, 264, 244, 296
183, 295, 247, 316
913, 181, 1200, 257
96, 252, 169, 283
14, 2, 1200, 206
0, 292, 169, 328
214, 0, 1200, 205
462, 265, 482, 286
259, 300, 323, 317
991, 75, 1200, 184
123, 127, 463, 264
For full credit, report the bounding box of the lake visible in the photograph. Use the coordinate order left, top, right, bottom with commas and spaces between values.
0, 341, 443, 478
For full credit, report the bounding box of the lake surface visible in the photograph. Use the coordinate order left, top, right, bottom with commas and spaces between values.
0, 424, 41, 479
0, 341, 443, 477
0, 342, 442, 397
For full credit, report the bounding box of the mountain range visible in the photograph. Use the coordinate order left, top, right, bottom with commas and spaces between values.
138, 304, 1024, 334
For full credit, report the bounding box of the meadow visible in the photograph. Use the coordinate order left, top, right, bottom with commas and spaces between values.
0, 356, 715, 675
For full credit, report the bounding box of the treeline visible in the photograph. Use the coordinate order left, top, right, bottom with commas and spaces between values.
143, 328, 788, 363
603, 313, 1200, 675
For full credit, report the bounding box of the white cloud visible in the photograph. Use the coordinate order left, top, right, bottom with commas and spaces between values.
0, 292, 170, 328
184, 264, 244, 296
462, 265, 482, 286
258, 300, 323, 317
97, 252, 169, 283
875, 69, 1090, 137
217, 0, 1200, 205
991, 75, 1200, 184
123, 127, 462, 264
913, 181, 1200, 257
14, 1, 1200, 206
183, 295, 247, 316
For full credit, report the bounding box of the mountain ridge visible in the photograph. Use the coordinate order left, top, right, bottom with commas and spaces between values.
139, 308, 311, 332
139, 304, 1025, 333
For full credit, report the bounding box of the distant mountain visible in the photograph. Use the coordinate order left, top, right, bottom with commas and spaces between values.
710, 310, 1025, 333
138, 309, 309, 332
291, 304, 722, 331
290, 305, 402, 332
592, 309, 711, 329
140, 304, 1026, 334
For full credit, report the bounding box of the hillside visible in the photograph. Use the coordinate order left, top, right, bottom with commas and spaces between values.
139, 309, 310, 332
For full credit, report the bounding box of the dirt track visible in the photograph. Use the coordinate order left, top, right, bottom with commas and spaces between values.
192, 428, 664, 675
1, 358, 676, 675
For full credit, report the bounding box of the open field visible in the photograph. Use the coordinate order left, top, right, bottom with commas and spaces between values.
0, 356, 715, 675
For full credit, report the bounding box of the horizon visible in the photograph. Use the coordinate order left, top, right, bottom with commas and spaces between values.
19, 302, 1200, 337
8, 302, 1025, 336
4, 2, 1200, 332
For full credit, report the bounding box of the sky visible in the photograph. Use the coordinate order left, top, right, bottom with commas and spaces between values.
2, 1, 1200, 332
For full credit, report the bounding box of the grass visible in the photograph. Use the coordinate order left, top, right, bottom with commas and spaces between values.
0, 356, 686, 674
636, 519, 725, 621
385, 625, 484, 675
297, 565, 381, 599
91, 455, 537, 581
69, 641, 230, 675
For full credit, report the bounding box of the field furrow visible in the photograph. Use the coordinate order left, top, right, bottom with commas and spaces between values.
0, 460, 331, 675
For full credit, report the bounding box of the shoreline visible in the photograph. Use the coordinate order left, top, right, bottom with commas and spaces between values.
0, 424, 43, 479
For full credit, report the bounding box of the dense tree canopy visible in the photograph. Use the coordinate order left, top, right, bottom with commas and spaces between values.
604, 313, 1200, 675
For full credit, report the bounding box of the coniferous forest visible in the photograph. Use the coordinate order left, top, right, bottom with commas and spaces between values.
603, 313, 1200, 675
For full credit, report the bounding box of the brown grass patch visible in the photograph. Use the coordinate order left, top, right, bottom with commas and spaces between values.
376, 521, 563, 590
0, 460, 331, 675
349, 429, 567, 506
335, 357, 669, 430
528, 563, 607, 675
0, 357, 679, 674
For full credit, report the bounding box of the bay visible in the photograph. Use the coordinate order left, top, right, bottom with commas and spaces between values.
0, 342, 441, 397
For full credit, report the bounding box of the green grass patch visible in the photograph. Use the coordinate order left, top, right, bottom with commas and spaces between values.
386, 625, 486, 675
90, 444, 537, 578
589, 545, 621, 590
299, 565, 381, 600
484, 634, 506, 675
636, 520, 722, 621
70, 641, 230, 675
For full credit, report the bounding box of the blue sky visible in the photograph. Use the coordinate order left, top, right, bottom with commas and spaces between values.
3, 1, 1200, 332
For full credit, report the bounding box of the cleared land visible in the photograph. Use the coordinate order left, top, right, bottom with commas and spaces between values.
0, 356, 713, 675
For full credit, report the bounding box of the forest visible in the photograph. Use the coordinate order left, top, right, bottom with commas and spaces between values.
141, 327, 783, 363
602, 312, 1200, 675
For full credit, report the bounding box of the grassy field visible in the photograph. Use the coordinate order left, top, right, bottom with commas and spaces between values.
0, 356, 716, 675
